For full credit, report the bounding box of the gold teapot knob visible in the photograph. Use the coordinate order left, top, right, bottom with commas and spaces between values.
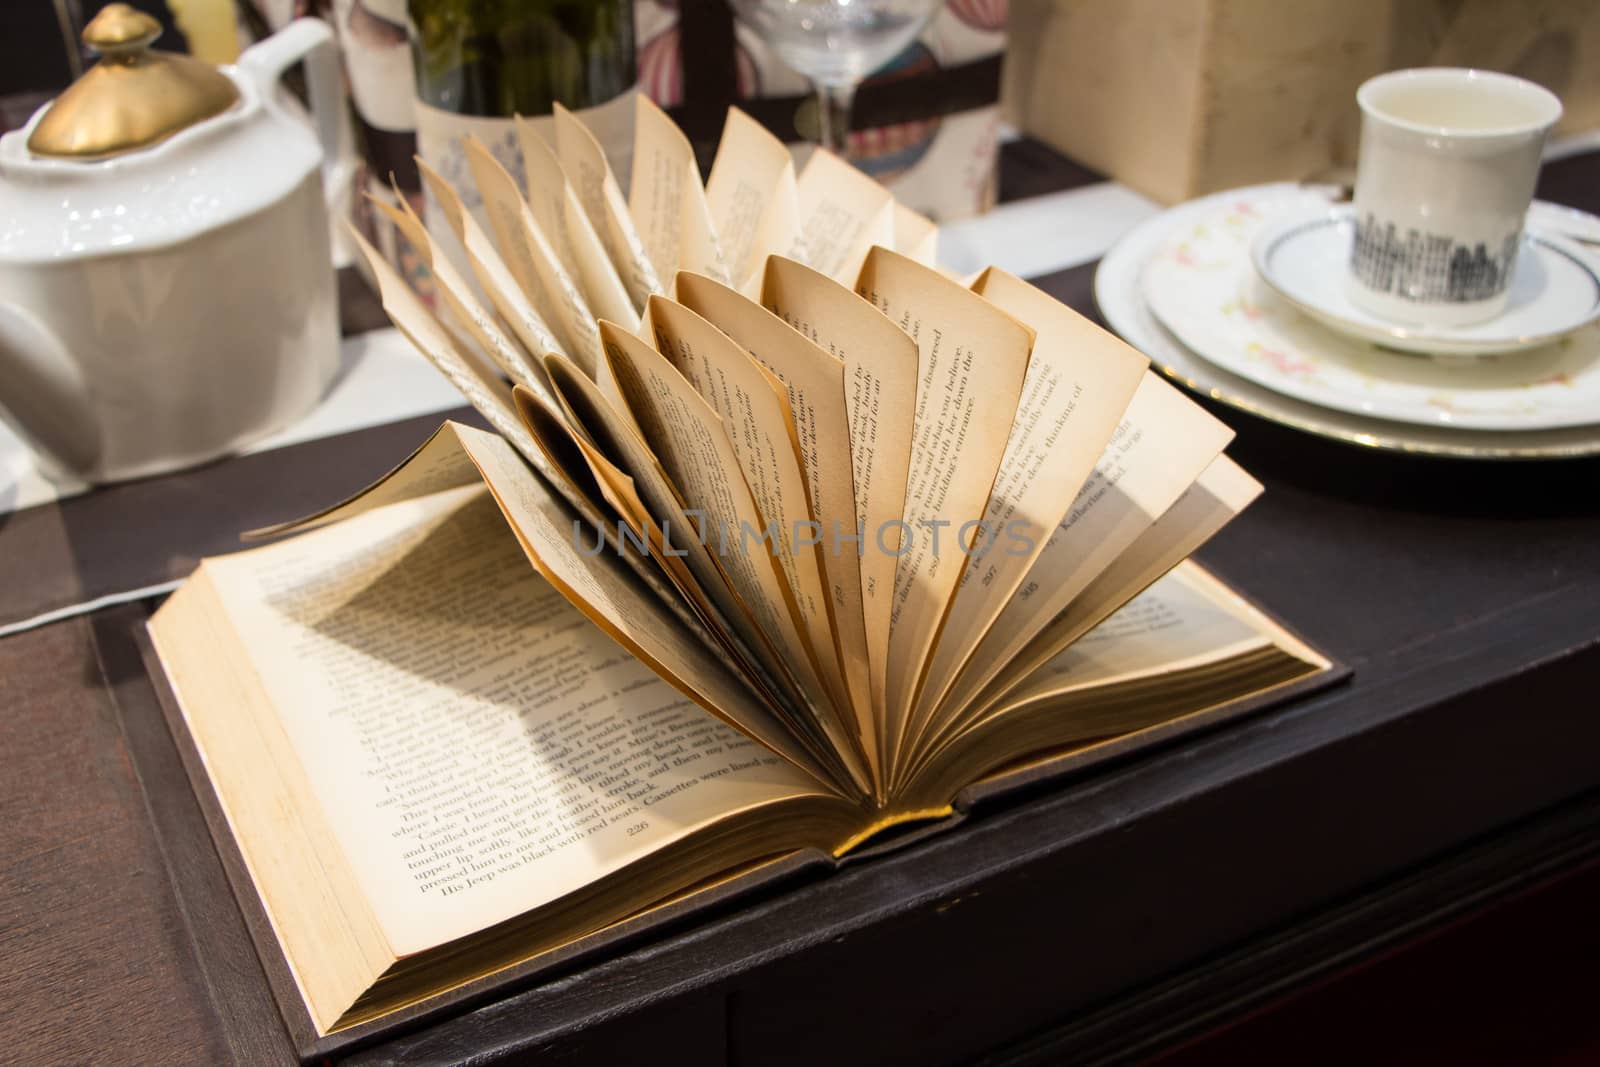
82, 4, 163, 57
27, 3, 240, 160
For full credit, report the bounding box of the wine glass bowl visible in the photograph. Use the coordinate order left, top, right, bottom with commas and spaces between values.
728, 0, 946, 155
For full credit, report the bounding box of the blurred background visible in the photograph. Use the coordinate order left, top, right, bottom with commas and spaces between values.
5, 0, 1594, 260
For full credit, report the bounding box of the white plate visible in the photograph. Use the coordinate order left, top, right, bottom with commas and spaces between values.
1095, 184, 1600, 459
1251, 205, 1600, 356
1139, 189, 1600, 432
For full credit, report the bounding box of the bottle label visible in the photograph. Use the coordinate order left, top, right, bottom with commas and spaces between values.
413, 87, 639, 221
410, 88, 638, 316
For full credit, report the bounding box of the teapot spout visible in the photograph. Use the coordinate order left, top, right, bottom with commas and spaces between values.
0, 303, 101, 480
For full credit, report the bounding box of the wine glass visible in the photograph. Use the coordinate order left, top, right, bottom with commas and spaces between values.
728, 0, 946, 157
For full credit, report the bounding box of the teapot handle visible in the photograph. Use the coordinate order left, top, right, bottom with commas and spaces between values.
239, 18, 343, 190
0, 303, 100, 479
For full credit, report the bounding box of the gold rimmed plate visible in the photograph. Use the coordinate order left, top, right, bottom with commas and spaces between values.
1095, 183, 1600, 459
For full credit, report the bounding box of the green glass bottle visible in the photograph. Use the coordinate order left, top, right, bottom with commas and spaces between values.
410, 0, 634, 118
408, 0, 636, 199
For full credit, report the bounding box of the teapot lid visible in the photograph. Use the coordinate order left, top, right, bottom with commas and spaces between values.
27, 4, 241, 161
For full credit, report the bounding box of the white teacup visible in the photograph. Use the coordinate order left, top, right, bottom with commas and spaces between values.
1348, 68, 1562, 327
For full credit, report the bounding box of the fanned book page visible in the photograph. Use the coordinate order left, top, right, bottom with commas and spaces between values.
705, 108, 800, 292
147, 103, 1339, 1041
629, 95, 728, 289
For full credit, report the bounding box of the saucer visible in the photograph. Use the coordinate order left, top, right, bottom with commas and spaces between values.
1251, 205, 1600, 357
1140, 188, 1600, 433
1099, 184, 1600, 458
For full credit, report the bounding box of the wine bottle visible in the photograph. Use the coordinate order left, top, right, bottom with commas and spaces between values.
408, 0, 636, 200
411, 0, 633, 115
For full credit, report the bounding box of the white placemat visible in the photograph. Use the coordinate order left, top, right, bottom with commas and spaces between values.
0, 327, 468, 517
938, 181, 1161, 280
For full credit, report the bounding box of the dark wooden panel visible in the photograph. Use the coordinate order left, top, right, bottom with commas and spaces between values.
998, 137, 1104, 202
1128, 847, 1600, 1067
95, 605, 300, 1064
0, 617, 230, 1064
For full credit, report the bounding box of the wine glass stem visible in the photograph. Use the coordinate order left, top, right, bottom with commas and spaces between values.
817, 81, 858, 157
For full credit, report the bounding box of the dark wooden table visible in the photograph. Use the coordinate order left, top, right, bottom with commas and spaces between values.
2, 142, 1598, 1065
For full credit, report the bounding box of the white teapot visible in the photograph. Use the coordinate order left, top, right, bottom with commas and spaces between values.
0, 6, 343, 483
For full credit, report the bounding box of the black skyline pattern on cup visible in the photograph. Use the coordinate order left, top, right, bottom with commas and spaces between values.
1350, 213, 1519, 304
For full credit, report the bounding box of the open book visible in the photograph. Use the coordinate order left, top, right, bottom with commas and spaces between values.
147, 100, 1335, 1039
